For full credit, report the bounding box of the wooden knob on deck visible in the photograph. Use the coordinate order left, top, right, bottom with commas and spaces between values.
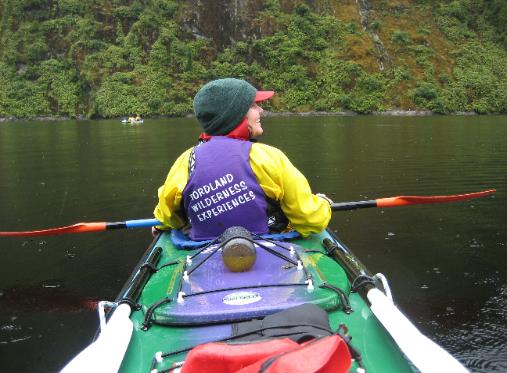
220, 226, 256, 272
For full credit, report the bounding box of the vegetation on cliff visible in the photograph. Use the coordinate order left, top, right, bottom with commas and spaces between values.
0, 0, 506, 118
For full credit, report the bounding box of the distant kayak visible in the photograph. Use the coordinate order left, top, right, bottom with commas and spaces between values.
121, 119, 143, 124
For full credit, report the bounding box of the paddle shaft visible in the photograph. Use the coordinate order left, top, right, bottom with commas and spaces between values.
331, 200, 377, 211
110, 219, 160, 229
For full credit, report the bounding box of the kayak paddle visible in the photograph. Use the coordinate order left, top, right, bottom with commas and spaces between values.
330, 189, 496, 211
60, 303, 133, 373
61, 238, 162, 373
0, 190, 495, 237
0, 218, 161, 237
366, 288, 468, 372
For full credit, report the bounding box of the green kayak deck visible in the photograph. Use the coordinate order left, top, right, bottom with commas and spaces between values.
117, 230, 415, 373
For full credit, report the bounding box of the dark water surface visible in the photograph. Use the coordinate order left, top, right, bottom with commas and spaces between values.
0, 116, 506, 372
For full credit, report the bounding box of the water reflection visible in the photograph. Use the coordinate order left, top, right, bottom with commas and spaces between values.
0, 116, 506, 371
441, 284, 507, 372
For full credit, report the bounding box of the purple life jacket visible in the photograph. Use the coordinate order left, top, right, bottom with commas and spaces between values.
182, 137, 269, 240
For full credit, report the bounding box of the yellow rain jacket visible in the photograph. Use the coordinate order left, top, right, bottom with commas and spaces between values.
154, 142, 331, 237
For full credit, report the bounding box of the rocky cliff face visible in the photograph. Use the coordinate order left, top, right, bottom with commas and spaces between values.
181, 1, 349, 45
181, 0, 390, 72
181, 0, 265, 49
355, 0, 391, 70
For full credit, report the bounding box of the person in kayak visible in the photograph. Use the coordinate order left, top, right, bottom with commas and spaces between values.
154, 78, 332, 240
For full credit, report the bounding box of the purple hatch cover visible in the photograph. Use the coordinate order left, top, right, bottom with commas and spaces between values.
152, 240, 339, 325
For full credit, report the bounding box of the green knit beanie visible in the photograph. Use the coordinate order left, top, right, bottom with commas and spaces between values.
193, 78, 256, 135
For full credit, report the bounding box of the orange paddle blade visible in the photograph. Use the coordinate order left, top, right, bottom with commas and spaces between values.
376, 189, 496, 208
0, 222, 107, 237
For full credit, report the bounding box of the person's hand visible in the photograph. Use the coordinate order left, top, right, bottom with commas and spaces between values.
151, 226, 161, 237
316, 193, 333, 205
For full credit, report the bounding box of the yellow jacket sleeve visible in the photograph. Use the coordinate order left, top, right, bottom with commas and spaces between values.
153, 142, 331, 236
249, 143, 331, 236
153, 148, 192, 229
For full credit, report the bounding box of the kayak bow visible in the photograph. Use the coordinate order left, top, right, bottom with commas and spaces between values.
61, 228, 469, 373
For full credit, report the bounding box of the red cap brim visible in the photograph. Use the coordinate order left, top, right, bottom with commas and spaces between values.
255, 90, 275, 102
